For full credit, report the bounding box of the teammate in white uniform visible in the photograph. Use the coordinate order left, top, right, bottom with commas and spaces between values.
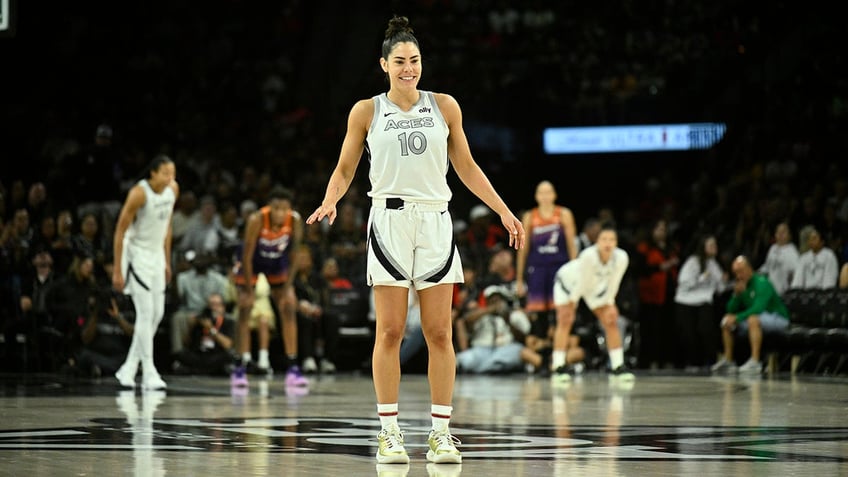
112, 155, 178, 390
306, 15, 524, 466
551, 222, 633, 383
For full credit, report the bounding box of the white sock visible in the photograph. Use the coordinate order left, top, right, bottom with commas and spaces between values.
241, 352, 252, 365
552, 350, 566, 369
258, 349, 270, 368
377, 403, 399, 430
609, 348, 624, 369
431, 404, 452, 433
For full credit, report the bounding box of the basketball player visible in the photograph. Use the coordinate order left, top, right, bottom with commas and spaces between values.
113, 155, 178, 390
306, 15, 525, 465
233, 186, 307, 387
552, 222, 634, 383
515, 180, 577, 322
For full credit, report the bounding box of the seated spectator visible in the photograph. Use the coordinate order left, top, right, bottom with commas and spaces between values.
172, 292, 235, 376
758, 221, 799, 296
790, 228, 839, 290
712, 256, 789, 375
455, 285, 530, 374
71, 212, 110, 278
291, 246, 333, 374
178, 194, 220, 257
15, 249, 58, 369
520, 311, 585, 376
45, 253, 100, 371
76, 290, 135, 378
170, 251, 231, 356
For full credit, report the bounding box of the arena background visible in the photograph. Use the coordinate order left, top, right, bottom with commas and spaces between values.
1, 0, 845, 254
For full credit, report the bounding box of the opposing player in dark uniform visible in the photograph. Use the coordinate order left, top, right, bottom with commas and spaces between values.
233, 186, 306, 387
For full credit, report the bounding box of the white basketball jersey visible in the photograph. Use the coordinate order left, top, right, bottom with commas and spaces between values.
125, 179, 176, 252
365, 91, 452, 202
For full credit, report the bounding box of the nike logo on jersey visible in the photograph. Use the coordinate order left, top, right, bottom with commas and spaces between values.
384, 112, 396, 117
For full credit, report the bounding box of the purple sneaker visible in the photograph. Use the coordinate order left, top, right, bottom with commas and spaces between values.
285, 365, 309, 387
230, 365, 249, 388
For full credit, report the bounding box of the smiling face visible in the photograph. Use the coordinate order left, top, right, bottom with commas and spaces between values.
380, 41, 421, 93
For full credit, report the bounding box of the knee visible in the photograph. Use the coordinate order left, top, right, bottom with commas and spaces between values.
377, 325, 405, 345
423, 326, 452, 348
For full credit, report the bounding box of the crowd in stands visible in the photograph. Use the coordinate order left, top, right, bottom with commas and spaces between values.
1, 2, 846, 377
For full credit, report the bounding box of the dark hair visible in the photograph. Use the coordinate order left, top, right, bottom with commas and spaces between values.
599, 220, 617, 234
142, 154, 174, 180
268, 185, 293, 203
694, 234, 715, 273
382, 15, 419, 60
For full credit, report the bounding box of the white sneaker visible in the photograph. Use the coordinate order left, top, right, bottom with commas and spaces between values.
738, 359, 762, 374
427, 429, 462, 464
320, 359, 336, 374
376, 426, 410, 464
710, 358, 738, 374
302, 357, 318, 374
142, 373, 167, 391
115, 366, 137, 388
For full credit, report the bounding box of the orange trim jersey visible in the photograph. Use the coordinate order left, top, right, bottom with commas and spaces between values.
233, 206, 293, 287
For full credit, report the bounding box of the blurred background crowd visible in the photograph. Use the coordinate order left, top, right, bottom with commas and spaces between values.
1, 0, 846, 377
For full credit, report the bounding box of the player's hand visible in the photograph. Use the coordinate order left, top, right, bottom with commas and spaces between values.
307, 204, 337, 226
502, 213, 525, 250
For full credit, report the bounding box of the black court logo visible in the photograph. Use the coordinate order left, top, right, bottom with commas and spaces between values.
1, 417, 847, 462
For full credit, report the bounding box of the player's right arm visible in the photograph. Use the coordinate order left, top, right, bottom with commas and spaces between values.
307, 99, 371, 226
240, 211, 261, 288
112, 184, 145, 292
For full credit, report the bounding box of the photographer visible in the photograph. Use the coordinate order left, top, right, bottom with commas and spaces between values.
455, 285, 531, 374
171, 292, 235, 376
76, 290, 135, 378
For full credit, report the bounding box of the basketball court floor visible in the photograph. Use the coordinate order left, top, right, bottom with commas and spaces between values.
0, 371, 846, 476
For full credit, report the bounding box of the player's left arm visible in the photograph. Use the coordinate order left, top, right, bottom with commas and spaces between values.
164, 181, 180, 284
560, 207, 578, 260
288, 210, 305, 277
439, 93, 524, 249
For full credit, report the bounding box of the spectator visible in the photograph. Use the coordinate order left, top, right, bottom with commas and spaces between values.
576, 217, 601, 253
291, 246, 333, 375
634, 218, 679, 369
455, 285, 530, 374
172, 292, 236, 376
71, 212, 110, 277
673, 235, 727, 371
326, 201, 367, 284
790, 228, 839, 290
178, 195, 220, 257
520, 310, 585, 376
712, 256, 789, 375
70, 124, 124, 239
170, 251, 231, 356
76, 290, 135, 378
758, 221, 800, 296
465, 204, 508, 275
45, 253, 100, 370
